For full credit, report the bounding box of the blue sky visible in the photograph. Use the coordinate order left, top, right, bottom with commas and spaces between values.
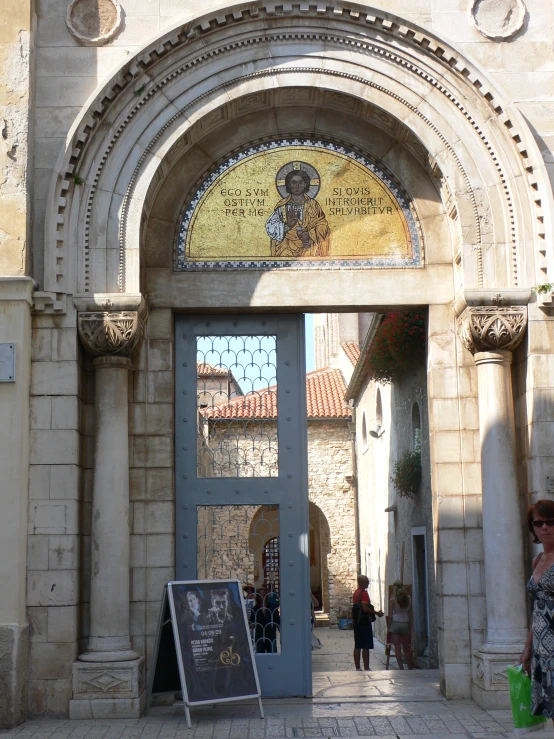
197, 316, 315, 396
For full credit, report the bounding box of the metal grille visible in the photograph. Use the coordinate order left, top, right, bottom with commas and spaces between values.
197, 504, 281, 653
196, 335, 278, 478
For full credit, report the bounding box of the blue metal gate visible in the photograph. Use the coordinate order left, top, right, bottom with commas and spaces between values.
175, 315, 311, 696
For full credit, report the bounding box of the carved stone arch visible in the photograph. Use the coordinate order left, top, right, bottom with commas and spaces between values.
42, 1, 553, 301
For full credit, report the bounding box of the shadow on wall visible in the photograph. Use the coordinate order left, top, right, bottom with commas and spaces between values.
377, 352, 438, 668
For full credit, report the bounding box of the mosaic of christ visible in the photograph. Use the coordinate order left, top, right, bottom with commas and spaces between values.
265, 162, 330, 258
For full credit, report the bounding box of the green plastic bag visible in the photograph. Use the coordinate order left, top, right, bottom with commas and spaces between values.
507, 664, 547, 735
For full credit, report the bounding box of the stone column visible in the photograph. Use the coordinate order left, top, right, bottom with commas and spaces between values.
70, 306, 147, 719
459, 305, 527, 707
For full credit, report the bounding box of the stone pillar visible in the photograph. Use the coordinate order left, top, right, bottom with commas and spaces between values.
459, 305, 527, 707
85, 355, 137, 662
70, 305, 147, 719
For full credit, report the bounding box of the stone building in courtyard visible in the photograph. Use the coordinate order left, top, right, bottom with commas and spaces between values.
197, 359, 357, 624
2, 0, 554, 725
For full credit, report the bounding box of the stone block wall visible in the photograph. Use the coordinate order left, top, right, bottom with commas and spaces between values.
26, 305, 84, 716
307, 421, 357, 623
0, 0, 34, 727
427, 305, 484, 698
127, 309, 175, 669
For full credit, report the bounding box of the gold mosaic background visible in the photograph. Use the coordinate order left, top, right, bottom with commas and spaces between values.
185, 146, 412, 261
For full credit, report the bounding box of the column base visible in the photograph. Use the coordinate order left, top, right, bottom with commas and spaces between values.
79, 649, 140, 663
70, 657, 145, 719
472, 647, 523, 709
0, 624, 29, 729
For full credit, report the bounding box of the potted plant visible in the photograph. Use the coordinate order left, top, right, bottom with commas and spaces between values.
391, 431, 422, 498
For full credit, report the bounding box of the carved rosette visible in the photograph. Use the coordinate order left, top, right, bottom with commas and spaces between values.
470, 0, 526, 41
459, 306, 527, 354
78, 307, 147, 358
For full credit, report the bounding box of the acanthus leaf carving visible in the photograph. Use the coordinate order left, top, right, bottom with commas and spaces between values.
78, 306, 147, 358
458, 306, 527, 354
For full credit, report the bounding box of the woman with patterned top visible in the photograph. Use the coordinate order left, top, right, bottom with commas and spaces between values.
521, 499, 554, 721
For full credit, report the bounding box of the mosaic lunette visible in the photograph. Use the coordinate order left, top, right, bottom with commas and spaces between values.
177, 141, 421, 270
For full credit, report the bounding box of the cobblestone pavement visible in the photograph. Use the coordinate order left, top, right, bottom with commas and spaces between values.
2, 630, 553, 739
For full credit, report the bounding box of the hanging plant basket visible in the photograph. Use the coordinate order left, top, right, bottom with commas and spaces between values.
391, 449, 422, 498
364, 312, 425, 384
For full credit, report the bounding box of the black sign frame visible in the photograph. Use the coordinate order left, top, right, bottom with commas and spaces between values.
148, 580, 263, 727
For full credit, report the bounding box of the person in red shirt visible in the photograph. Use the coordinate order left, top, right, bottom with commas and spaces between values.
352, 575, 383, 671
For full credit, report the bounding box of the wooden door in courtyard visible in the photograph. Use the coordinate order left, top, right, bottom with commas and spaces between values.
175, 315, 311, 696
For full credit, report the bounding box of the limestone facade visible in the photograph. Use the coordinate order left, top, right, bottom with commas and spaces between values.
1, 0, 554, 725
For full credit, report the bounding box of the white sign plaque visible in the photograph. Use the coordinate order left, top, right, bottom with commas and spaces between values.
0, 343, 15, 382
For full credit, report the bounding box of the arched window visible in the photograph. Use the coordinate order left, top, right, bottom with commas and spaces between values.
376, 388, 383, 427
412, 402, 421, 451
361, 411, 368, 447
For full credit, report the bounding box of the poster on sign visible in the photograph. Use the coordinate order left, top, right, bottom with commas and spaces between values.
148, 580, 263, 727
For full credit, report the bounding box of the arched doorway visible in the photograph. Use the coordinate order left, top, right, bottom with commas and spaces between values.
309, 502, 331, 618
37, 1, 551, 715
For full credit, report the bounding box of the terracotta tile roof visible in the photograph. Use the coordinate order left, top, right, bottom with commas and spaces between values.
205, 389, 277, 419
341, 341, 360, 367
197, 362, 230, 377
306, 368, 352, 418
204, 367, 351, 420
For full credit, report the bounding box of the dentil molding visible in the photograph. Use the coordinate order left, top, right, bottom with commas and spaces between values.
458, 306, 527, 354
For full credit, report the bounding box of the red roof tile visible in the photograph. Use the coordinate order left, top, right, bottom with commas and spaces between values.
341, 341, 360, 367
197, 362, 231, 377
204, 367, 351, 420
306, 368, 352, 418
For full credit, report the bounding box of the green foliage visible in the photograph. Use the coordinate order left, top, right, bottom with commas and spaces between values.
73, 173, 83, 186
363, 312, 425, 384
135, 84, 146, 96
391, 448, 422, 498
534, 283, 554, 295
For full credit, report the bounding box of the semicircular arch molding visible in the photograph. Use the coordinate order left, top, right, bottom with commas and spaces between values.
43, 1, 553, 300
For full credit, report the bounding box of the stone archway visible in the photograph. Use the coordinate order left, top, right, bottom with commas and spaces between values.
43, 4, 552, 300
35, 0, 554, 714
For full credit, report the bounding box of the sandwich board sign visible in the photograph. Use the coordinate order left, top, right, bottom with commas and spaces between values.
148, 580, 263, 727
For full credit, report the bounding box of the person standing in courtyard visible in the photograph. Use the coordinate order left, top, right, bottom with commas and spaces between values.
352, 575, 383, 671
520, 500, 554, 721
388, 581, 414, 670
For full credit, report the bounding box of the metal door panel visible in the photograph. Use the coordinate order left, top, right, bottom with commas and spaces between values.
175, 315, 310, 696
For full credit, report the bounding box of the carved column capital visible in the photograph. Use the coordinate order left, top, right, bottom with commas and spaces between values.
458, 306, 527, 355
78, 305, 147, 359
